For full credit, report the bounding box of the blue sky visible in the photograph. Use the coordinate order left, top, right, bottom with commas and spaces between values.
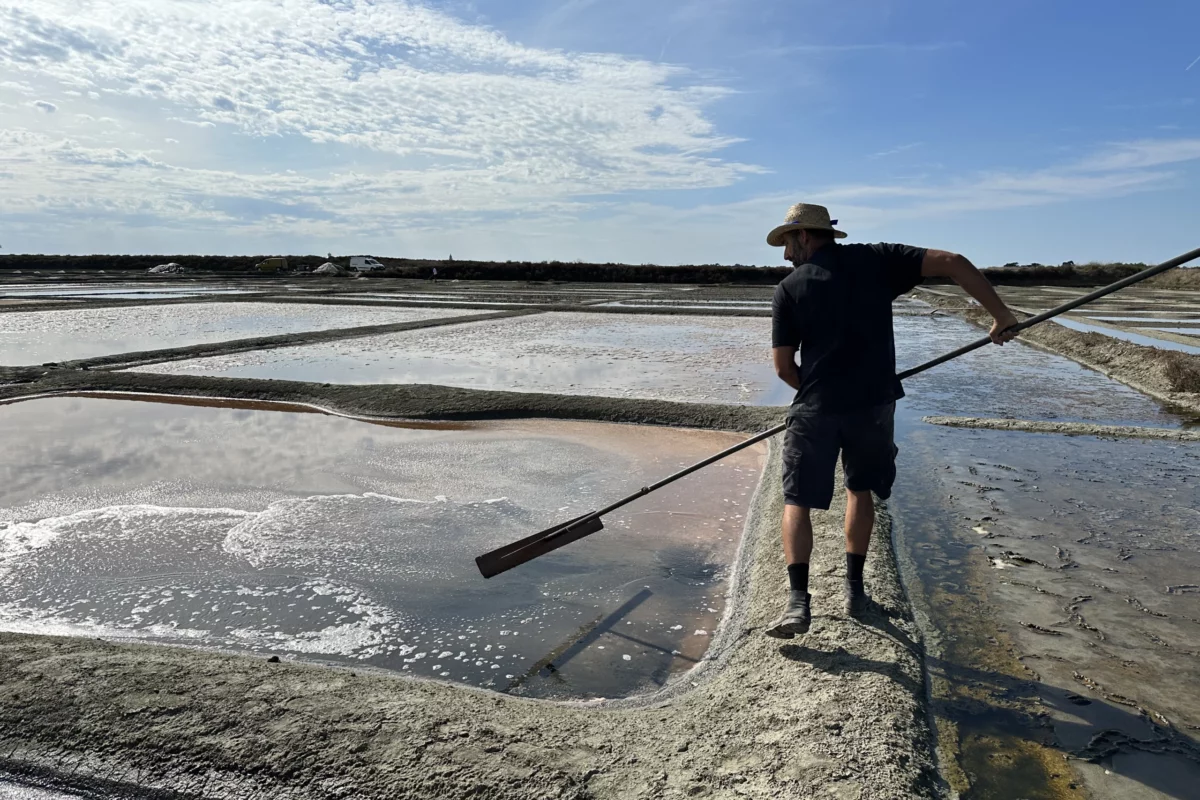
1, 0, 1197, 266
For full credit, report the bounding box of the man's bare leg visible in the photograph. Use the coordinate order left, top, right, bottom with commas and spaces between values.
844, 489, 873, 617
766, 504, 814, 638
844, 489, 873, 555
783, 503, 814, 565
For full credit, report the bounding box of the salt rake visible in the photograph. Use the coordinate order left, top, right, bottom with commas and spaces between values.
476, 246, 1200, 579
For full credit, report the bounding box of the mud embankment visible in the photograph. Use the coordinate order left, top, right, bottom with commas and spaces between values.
0, 292, 772, 318
923, 415, 1200, 441
0, 411, 940, 799
915, 289, 1200, 415
0, 373, 787, 434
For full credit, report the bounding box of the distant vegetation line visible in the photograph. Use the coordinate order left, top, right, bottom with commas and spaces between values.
1, 254, 1194, 287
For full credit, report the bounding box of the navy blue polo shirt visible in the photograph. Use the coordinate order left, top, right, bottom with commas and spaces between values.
771, 242, 926, 412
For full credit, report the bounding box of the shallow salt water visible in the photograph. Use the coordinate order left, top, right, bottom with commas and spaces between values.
0, 303, 467, 365
897, 316, 1179, 426
1051, 318, 1200, 355
0, 396, 766, 700
137, 311, 796, 405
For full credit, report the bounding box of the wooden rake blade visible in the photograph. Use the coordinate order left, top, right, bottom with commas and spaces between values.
476, 514, 605, 579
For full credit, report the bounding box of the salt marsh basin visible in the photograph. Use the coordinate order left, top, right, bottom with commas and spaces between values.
0, 303, 467, 365
0, 394, 766, 700
136, 311, 794, 405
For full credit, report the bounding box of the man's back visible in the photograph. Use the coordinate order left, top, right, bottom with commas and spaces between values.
771, 242, 925, 412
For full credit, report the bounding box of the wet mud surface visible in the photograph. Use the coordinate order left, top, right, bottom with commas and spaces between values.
892, 419, 1200, 799
893, 287, 1200, 798
0, 395, 766, 700
0, 781, 85, 799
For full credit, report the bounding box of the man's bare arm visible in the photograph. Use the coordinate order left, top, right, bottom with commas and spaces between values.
921, 249, 1020, 344
773, 346, 802, 390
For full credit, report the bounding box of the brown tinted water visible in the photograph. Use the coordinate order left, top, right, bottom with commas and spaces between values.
0, 395, 765, 700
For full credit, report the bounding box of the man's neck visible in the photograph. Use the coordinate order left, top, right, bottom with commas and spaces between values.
806, 240, 835, 260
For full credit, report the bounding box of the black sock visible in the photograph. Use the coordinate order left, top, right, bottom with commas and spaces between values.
846, 552, 866, 585
787, 563, 809, 593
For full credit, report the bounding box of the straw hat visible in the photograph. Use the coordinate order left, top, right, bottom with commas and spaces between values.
766, 203, 847, 247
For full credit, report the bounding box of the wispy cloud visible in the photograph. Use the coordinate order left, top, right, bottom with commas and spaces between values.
1072, 138, 1200, 171
749, 41, 966, 59
0, 79, 34, 95
868, 142, 922, 160
807, 138, 1200, 230
1187, 54, 1200, 71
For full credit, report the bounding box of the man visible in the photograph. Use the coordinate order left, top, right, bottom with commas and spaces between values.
763, 202, 1019, 638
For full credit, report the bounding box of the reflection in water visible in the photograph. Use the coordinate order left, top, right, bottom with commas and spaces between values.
0, 397, 765, 700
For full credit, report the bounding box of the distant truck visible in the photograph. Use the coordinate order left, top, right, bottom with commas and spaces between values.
256, 257, 288, 273
349, 256, 386, 271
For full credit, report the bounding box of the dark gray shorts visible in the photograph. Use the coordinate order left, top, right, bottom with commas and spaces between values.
782, 403, 898, 510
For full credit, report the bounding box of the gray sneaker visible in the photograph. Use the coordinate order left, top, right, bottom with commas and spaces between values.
765, 590, 811, 639
845, 581, 870, 618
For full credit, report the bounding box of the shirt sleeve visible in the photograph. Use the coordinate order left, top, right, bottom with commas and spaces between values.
869, 243, 927, 299
771, 283, 803, 348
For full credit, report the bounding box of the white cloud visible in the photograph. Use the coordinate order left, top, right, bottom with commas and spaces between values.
32, 99, 57, 112
1072, 139, 1200, 172
0, 0, 756, 236
0, 79, 34, 94
806, 139, 1200, 226
2, 1, 1198, 264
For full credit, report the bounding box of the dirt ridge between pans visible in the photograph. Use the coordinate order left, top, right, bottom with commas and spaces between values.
0, 373, 787, 432
0, 386, 941, 799
923, 415, 1200, 441
0, 293, 772, 317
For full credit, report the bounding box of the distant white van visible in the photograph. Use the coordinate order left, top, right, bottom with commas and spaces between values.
349, 256, 386, 271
